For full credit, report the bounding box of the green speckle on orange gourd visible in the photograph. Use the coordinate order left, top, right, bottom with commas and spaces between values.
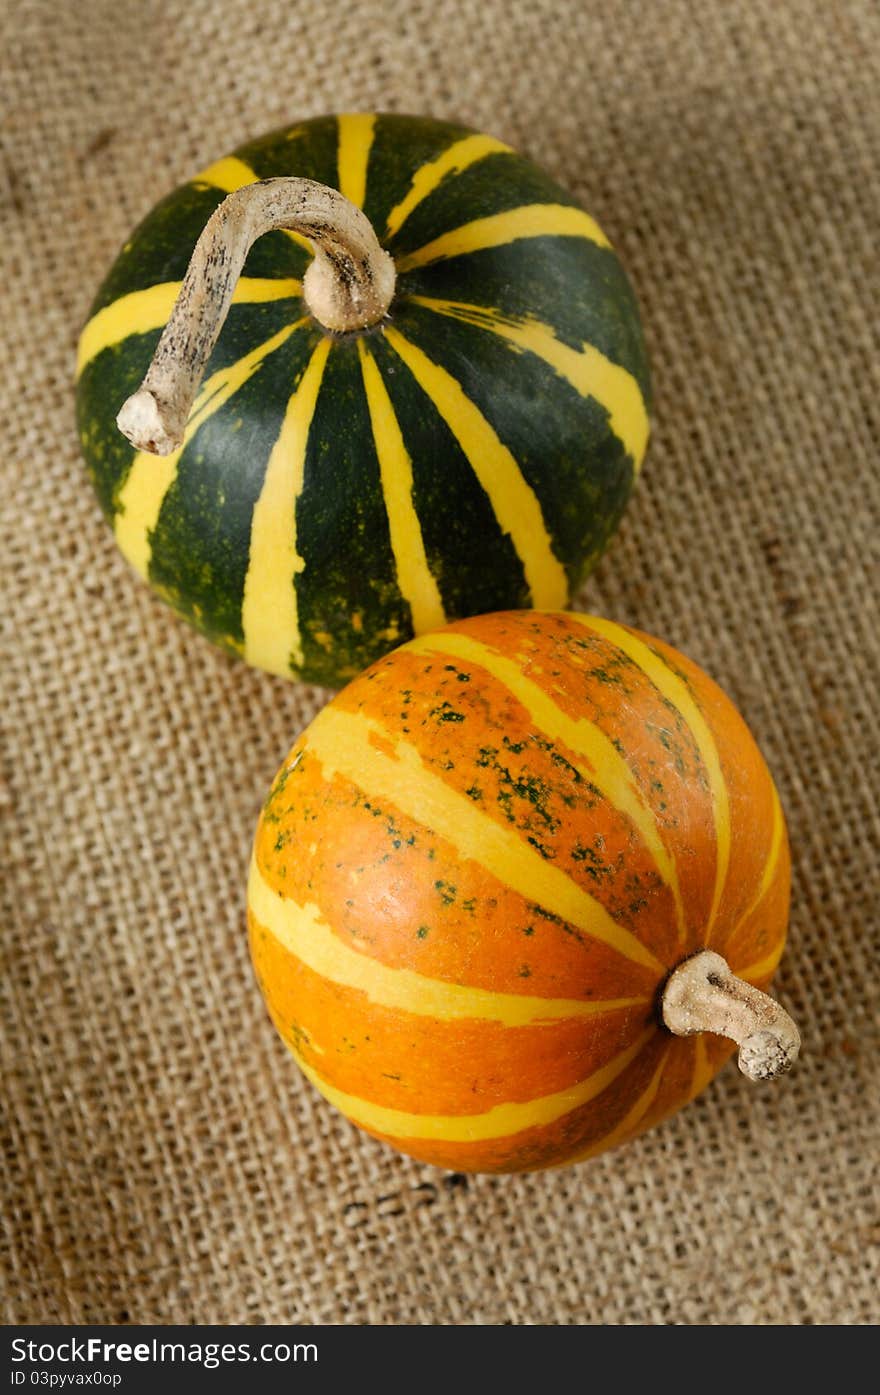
247, 611, 797, 1174
76, 113, 650, 687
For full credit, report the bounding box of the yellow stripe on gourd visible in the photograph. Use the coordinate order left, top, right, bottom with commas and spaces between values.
336, 112, 375, 209
383, 326, 568, 610
407, 630, 687, 944
690, 1036, 715, 1098
395, 204, 611, 272
410, 295, 649, 470
722, 784, 785, 949
288, 1026, 656, 1143
76, 277, 303, 377
384, 133, 513, 238
241, 337, 332, 677
572, 616, 732, 941
196, 154, 312, 254
114, 321, 303, 579
195, 155, 261, 194
303, 705, 666, 974
558, 1047, 669, 1166
250, 859, 649, 1028
357, 343, 446, 636
738, 941, 786, 984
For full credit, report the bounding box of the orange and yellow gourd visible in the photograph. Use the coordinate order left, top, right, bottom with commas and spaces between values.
248, 611, 790, 1172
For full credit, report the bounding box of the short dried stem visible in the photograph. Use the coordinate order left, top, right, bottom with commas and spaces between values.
662, 950, 800, 1081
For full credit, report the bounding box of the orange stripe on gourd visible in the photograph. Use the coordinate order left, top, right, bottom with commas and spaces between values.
407, 628, 689, 947
293, 732, 669, 995
329, 645, 680, 967
563, 615, 785, 965
716, 788, 791, 973
250, 906, 652, 1116
639, 1038, 706, 1133
563, 1041, 697, 1166
249, 854, 649, 1028
688, 1033, 738, 1100
561, 1047, 670, 1165
364, 1033, 667, 1173
255, 745, 661, 1003
570, 617, 731, 939
722, 852, 791, 980
404, 612, 717, 944
640, 630, 782, 950
566, 1030, 733, 1163
705, 1034, 738, 1076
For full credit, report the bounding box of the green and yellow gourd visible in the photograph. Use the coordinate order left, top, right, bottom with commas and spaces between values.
76, 113, 651, 687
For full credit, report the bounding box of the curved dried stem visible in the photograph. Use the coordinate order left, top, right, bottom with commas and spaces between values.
117, 178, 395, 454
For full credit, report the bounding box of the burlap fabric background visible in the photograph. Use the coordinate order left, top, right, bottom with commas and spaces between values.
2, 0, 878, 1325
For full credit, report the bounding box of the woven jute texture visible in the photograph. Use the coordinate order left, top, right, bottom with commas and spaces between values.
2, 0, 878, 1325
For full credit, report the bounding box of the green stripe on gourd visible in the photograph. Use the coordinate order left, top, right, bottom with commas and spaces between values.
233, 114, 341, 192
367, 331, 530, 621
91, 184, 303, 314
397, 240, 650, 397
363, 115, 491, 235
384, 151, 584, 257
389, 300, 637, 587
78, 299, 303, 518
294, 338, 412, 686
148, 323, 322, 653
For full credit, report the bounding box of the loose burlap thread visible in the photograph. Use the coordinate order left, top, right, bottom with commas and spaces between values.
2, 0, 878, 1325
